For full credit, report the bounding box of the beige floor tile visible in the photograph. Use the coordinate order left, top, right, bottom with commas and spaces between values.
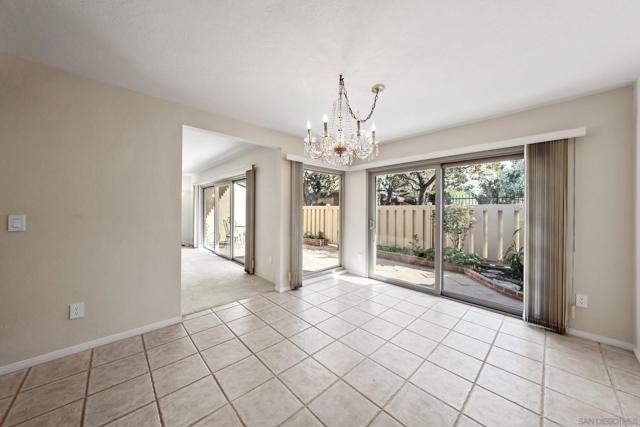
339, 328, 385, 355
289, 327, 334, 354
393, 300, 428, 317
378, 308, 416, 327
215, 355, 273, 400
370, 294, 402, 307
296, 307, 333, 324
390, 329, 438, 357
546, 332, 600, 354
545, 365, 620, 415
544, 389, 615, 427
105, 403, 161, 427
183, 313, 222, 335
494, 333, 544, 362
356, 300, 389, 316
147, 336, 197, 370
603, 347, 640, 374
545, 347, 611, 385
143, 324, 187, 349
191, 404, 242, 426
370, 411, 403, 427
477, 364, 541, 413
84, 374, 154, 427
609, 367, 640, 397
442, 332, 490, 360
486, 346, 543, 383
371, 343, 422, 379
499, 321, 545, 345
0, 396, 10, 419
0, 369, 26, 399
464, 386, 539, 427
309, 381, 379, 427
456, 415, 483, 427
182, 309, 213, 321
191, 324, 234, 351
152, 354, 209, 397
239, 326, 284, 353
233, 378, 302, 427
279, 298, 314, 314
335, 293, 366, 306
406, 318, 450, 342
93, 336, 144, 367
453, 320, 497, 344
5, 372, 86, 426
159, 376, 227, 427
344, 359, 404, 406
386, 382, 458, 427
617, 390, 640, 419
270, 316, 310, 337
240, 296, 276, 313
337, 307, 375, 326
462, 310, 502, 330
13, 400, 83, 427
361, 318, 402, 340
216, 304, 252, 322
410, 361, 472, 409
279, 357, 338, 403
318, 300, 351, 315
428, 345, 482, 381
314, 341, 364, 376
255, 305, 291, 324
89, 353, 149, 394
257, 340, 307, 374
200, 338, 251, 372
23, 351, 91, 390
431, 301, 468, 318
280, 408, 323, 427
421, 309, 458, 329
316, 317, 357, 339
300, 292, 332, 305
225, 314, 266, 335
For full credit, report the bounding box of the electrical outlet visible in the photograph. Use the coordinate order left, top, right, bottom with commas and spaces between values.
70, 302, 85, 320
576, 294, 588, 308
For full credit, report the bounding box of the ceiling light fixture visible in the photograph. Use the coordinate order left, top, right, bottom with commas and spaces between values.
304, 75, 384, 167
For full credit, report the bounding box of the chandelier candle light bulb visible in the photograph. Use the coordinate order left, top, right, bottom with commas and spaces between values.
303, 74, 384, 166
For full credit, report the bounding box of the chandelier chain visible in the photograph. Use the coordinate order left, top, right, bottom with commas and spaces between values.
342, 86, 379, 123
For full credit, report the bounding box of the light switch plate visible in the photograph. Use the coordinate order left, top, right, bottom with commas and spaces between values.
8, 215, 26, 232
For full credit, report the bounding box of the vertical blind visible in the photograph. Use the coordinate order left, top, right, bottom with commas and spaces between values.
244, 165, 256, 274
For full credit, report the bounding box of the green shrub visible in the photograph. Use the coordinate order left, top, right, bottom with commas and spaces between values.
503, 241, 524, 280
304, 232, 326, 240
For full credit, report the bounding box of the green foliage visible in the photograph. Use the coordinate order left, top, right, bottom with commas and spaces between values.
503, 240, 524, 280
377, 234, 482, 267
441, 206, 475, 249
442, 247, 482, 267
304, 231, 326, 240
304, 171, 340, 206
444, 160, 524, 204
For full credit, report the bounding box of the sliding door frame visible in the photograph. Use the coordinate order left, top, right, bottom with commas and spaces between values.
367, 147, 525, 313
303, 165, 345, 278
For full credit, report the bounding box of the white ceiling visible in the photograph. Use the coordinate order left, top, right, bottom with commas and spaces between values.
182, 126, 257, 174
2, 1, 640, 141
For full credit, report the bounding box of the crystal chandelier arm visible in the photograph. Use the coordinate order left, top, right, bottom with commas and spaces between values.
342, 85, 380, 123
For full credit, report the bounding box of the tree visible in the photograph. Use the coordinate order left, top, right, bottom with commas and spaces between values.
303, 171, 340, 206
399, 170, 436, 205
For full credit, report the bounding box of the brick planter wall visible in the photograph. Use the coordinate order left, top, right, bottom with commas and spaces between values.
377, 250, 523, 301
304, 238, 327, 246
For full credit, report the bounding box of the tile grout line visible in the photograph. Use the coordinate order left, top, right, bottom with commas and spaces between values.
0, 368, 30, 427
79, 349, 94, 427
141, 333, 166, 427
599, 343, 627, 425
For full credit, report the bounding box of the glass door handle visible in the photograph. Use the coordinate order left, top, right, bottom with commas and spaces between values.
368, 219, 376, 231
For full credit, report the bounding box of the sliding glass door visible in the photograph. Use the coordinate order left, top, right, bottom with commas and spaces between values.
370, 167, 440, 291
302, 168, 342, 275
201, 177, 247, 264
441, 158, 524, 314
203, 186, 216, 251
232, 179, 247, 264
368, 152, 525, 315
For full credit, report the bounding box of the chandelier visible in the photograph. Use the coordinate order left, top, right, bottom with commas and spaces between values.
304, 75, 385, 166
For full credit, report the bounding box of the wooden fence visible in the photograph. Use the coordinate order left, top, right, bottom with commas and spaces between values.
376, 204, 524, 261
303, 206, 340, 244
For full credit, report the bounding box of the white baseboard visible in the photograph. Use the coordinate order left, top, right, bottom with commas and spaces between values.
0, 316, 183, 375
567, 328, 634, 352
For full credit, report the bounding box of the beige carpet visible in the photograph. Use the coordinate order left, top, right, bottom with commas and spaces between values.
181, 247, 274, 315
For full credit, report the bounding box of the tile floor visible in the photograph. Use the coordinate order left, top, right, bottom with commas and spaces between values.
2, 274, 640, 426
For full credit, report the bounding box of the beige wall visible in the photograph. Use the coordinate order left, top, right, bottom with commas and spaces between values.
0, 55, 300, 366
635, 80, 640, 351
345, 86, 636, 344
181, 175, 194, 246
